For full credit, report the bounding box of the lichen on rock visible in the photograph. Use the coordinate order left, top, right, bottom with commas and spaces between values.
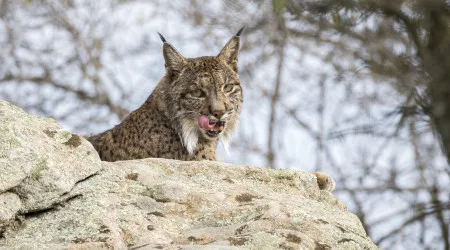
0, 101, 379, 249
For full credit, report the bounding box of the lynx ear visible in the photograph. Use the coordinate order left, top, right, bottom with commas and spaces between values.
218, 27, 244, 73
159, 33, 186, 75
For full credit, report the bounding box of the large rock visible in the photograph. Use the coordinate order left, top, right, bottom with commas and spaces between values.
0, 101, 101, 218
0, 101, 378, 249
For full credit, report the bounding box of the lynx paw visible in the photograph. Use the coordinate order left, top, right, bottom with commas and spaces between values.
314, 172, 335, 192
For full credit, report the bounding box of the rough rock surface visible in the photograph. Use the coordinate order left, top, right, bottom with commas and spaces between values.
0, 101, 378, 249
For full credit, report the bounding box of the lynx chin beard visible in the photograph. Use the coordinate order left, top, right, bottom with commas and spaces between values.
180, 115, 238, 155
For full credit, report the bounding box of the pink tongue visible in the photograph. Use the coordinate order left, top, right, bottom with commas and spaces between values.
198, 115, 215, 130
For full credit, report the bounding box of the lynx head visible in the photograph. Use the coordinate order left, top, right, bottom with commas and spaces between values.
158, 28, 244, 154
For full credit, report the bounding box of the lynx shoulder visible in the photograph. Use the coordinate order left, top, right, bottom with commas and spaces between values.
88, 28, 244, 162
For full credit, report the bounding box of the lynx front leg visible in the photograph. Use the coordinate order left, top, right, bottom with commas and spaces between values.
314, 172, 336, 192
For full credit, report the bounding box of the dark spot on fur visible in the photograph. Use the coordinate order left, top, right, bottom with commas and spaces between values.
147, 225, 155, 231
235, 193, 258, 202
64, 134, 82, 147
43, 129, 56, 138
202, 155, 206, 159
126, 173, 139, 181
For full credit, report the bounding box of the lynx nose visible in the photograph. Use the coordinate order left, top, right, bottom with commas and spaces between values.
212, 110, 225, 119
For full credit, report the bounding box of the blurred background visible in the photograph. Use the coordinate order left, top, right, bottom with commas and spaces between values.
1, 0, 449, 248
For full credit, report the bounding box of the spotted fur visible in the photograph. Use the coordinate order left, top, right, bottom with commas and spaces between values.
88, 30, 244, 162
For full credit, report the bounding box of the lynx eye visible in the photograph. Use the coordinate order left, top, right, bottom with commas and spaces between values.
188, 89, 205, 98
223, 84, 234, 93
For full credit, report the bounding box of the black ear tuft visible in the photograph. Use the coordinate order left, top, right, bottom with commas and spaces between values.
158, 32, 166, 43
236, 26, 245, 37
